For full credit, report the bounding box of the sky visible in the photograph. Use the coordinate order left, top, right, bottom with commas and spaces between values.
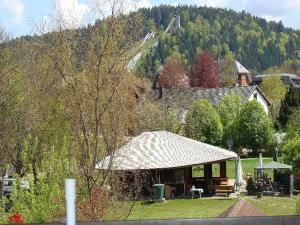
0, 0, 300, 37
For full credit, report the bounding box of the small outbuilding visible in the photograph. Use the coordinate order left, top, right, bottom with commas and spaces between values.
96, 131, 238, 197
254, 161, 293, 195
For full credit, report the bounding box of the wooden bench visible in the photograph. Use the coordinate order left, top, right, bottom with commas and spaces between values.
209, 178, 235, 196
215, 185, 234, 196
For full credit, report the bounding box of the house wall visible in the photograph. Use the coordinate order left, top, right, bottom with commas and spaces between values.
247, 90, 269, 114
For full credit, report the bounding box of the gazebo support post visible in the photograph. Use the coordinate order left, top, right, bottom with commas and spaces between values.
158, 170, 161, 183
204, 164, 213, 195
220, 161, 227, 178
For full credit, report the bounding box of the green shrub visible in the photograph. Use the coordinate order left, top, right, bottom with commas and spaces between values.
8, 176, 65, 224
293, 170, 300, 191
283, 138, 300, 170
0, 197, 9, 224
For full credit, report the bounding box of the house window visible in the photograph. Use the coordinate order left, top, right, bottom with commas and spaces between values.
253, 93, 257, 100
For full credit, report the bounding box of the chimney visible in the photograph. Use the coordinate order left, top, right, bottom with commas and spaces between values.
237, 73, 249, 86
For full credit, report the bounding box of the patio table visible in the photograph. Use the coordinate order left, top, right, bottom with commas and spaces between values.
190, 188, 203, 199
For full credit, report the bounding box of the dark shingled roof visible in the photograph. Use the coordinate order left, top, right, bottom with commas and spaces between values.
219, 199, 266, 217
161, 85, 255, 105
153, 85, 270, 123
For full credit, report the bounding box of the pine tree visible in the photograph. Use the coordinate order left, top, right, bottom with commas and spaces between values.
190, 50, 219, 88
278, 86, 300, 128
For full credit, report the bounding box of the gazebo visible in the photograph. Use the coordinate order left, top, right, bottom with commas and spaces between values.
254, 161, 293, 195
96, 131, 237, 197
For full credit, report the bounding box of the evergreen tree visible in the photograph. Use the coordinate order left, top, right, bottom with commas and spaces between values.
278, 86, 299, 128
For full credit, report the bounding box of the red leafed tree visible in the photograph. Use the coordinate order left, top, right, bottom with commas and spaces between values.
191, 50, 220, 88
157, 58, 190, 89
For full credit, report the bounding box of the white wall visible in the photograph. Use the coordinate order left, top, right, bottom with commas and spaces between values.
248, 89, 269, 114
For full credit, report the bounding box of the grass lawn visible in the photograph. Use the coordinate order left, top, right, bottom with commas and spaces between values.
243, 196, 300, 216
127, 199, 237, 220
225, 157, 274, 178
193, 157, 274, 179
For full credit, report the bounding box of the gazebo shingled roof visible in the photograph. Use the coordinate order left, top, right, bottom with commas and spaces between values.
96, 131, 237, 171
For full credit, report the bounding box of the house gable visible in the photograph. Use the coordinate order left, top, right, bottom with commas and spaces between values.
247, 88, 269, 114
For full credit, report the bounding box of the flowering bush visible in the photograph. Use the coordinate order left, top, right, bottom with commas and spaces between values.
77, 186, 110, 221
9, 213, 24, 224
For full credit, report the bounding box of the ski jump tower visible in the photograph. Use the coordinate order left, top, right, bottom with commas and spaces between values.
128, 14, 181, 71
164, 14, 181, 34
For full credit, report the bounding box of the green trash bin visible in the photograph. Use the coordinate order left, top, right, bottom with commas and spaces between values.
153, 184, 165, 200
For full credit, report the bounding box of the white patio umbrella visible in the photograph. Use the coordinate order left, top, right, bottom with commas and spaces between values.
258, 152, 263, 179
258, 152, 263, 168
235, 156, 244, 190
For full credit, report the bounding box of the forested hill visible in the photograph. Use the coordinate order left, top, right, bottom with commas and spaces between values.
137, 5, 300, 76
6, 5, 300, 78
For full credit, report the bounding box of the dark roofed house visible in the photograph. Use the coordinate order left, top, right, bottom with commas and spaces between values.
154, 85, 270, 123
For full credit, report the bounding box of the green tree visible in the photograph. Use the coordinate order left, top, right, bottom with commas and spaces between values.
236, 101, 275, 153
282, 138, 300, 170
283, 110, 300, 200
278, 86, 299, 128
286, 108, 300, 139
219, 55, 236, 87
260, 76, 286, 124
0, 29, 29, 182
261, 76, 286, 104
218, 93, 241, 150
185, 99, 223, 145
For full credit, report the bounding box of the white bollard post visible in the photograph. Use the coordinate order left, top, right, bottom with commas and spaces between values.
65, 179, 76, 225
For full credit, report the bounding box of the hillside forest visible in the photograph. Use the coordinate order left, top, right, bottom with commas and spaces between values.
136, 5, 300, 79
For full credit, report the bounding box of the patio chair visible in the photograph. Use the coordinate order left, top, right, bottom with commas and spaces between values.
165, 185, 176, 199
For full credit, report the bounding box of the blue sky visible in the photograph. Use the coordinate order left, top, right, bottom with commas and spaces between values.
1, 0, 300, 37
